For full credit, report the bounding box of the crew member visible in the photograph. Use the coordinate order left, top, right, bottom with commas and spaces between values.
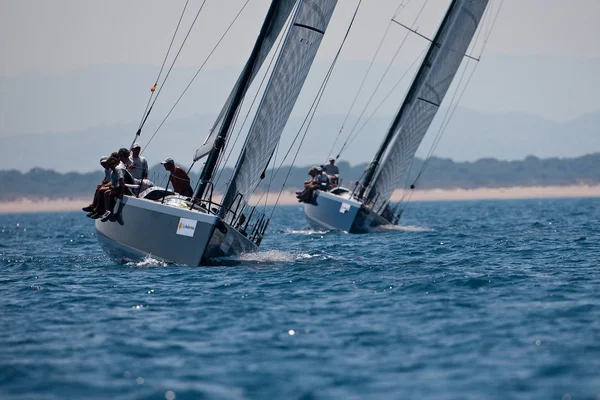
161, 157, 193, 197
128, 143, 148, 180
322, 157, 339, 188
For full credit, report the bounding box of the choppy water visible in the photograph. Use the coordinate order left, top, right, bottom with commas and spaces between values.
1, 198, 599, 399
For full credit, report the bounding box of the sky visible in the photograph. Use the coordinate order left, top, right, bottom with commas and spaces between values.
1, 0, 599, 74
0, 0, 599, 171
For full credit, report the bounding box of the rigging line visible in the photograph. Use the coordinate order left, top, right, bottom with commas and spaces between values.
138, 0, 208, 135
215, 104, 244, 194
269, 23, 354, 217
214, 6, 294, 186
255, 140, 280, 213
269, 65, 335, 220
336, 0, 430, 159
326, 0, 390, 160
136, 0, 191, 134
268, 62, 337, 206
265, 0, 365, 216
481, 0, 504, 56
268, 76, 330, 220
392, 0, 412, 20
141, 0, 250, 154
341, 46, 427, 154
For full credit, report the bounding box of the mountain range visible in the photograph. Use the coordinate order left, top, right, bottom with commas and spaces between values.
1, 57, 599, 173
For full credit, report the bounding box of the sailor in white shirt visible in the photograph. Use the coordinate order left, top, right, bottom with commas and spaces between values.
128, 143, 149, 180
322, 157, 339, 187
322, 157, 339, 176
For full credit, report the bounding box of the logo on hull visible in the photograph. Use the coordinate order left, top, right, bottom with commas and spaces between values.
176, 218, 197, 237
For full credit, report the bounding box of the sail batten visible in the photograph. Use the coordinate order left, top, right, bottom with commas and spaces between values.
220, 0, 338, 213
366, 0, 489, 206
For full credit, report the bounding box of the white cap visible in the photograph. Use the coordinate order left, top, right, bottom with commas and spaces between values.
161, 157, 175, 165
132, 142, 141, 149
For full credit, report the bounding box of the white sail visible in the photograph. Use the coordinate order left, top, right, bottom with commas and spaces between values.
221, 0, 338, 210
368, 0, 489, 205
193, 0, 298, 162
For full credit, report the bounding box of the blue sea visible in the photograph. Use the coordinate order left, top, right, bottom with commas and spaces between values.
1, 198, 599, 399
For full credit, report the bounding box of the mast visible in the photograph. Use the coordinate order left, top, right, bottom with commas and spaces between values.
357, 0, 460, 200
194, 0, 284, 201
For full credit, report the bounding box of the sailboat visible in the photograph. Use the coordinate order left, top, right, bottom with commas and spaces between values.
95, 0, 338, 265
303, 0, 489, 233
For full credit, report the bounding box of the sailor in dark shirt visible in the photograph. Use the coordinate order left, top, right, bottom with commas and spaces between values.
161, 157, 193, 197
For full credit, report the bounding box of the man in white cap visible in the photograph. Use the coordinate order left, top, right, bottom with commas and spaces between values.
322, 156, 339, 176
161, 157, 192, 196
128, 143, 148, 180
322, 156, 339, 188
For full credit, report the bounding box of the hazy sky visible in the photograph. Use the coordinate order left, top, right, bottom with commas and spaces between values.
1, 0, 599, 74
0, 0, 599, 171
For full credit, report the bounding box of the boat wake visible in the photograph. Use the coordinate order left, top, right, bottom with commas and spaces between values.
237, 250, 297, 263
374, 224, 432, 233
205, 250, 297, 266
207, 250, 332, 266
284, 228, 329, 235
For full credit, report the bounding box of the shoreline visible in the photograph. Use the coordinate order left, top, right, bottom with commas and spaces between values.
1, 185, 599, 214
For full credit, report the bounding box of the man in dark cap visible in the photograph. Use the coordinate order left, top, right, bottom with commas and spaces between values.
82, 156, 113, 215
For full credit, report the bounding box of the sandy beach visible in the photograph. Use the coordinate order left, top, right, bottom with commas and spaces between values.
1, 185, 599, 214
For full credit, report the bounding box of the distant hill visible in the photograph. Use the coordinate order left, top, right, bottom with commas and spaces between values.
1, 153, 599, 201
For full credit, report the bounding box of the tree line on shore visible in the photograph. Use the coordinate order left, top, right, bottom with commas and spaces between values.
1, 153, 598, 201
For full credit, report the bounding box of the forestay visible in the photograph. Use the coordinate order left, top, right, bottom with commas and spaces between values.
368, 0, 489, 205
193, 0, 298, 161
221, 0, 338, 210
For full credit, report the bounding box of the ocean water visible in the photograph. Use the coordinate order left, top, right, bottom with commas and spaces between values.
1, 198, 599, 399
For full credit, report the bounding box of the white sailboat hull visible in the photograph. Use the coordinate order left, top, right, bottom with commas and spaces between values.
95, 195, 257, 266
303, 190, 391, 233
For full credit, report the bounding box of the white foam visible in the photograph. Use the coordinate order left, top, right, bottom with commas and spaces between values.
375, 224, 432, 232
284, 228, 328, 235
237, 250, 296, 263
126, 255, 168, 267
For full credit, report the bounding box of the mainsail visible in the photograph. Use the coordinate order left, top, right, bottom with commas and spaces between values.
220, 0, 338, 212
366, 0, 489, 206
193, 0, 298, 161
